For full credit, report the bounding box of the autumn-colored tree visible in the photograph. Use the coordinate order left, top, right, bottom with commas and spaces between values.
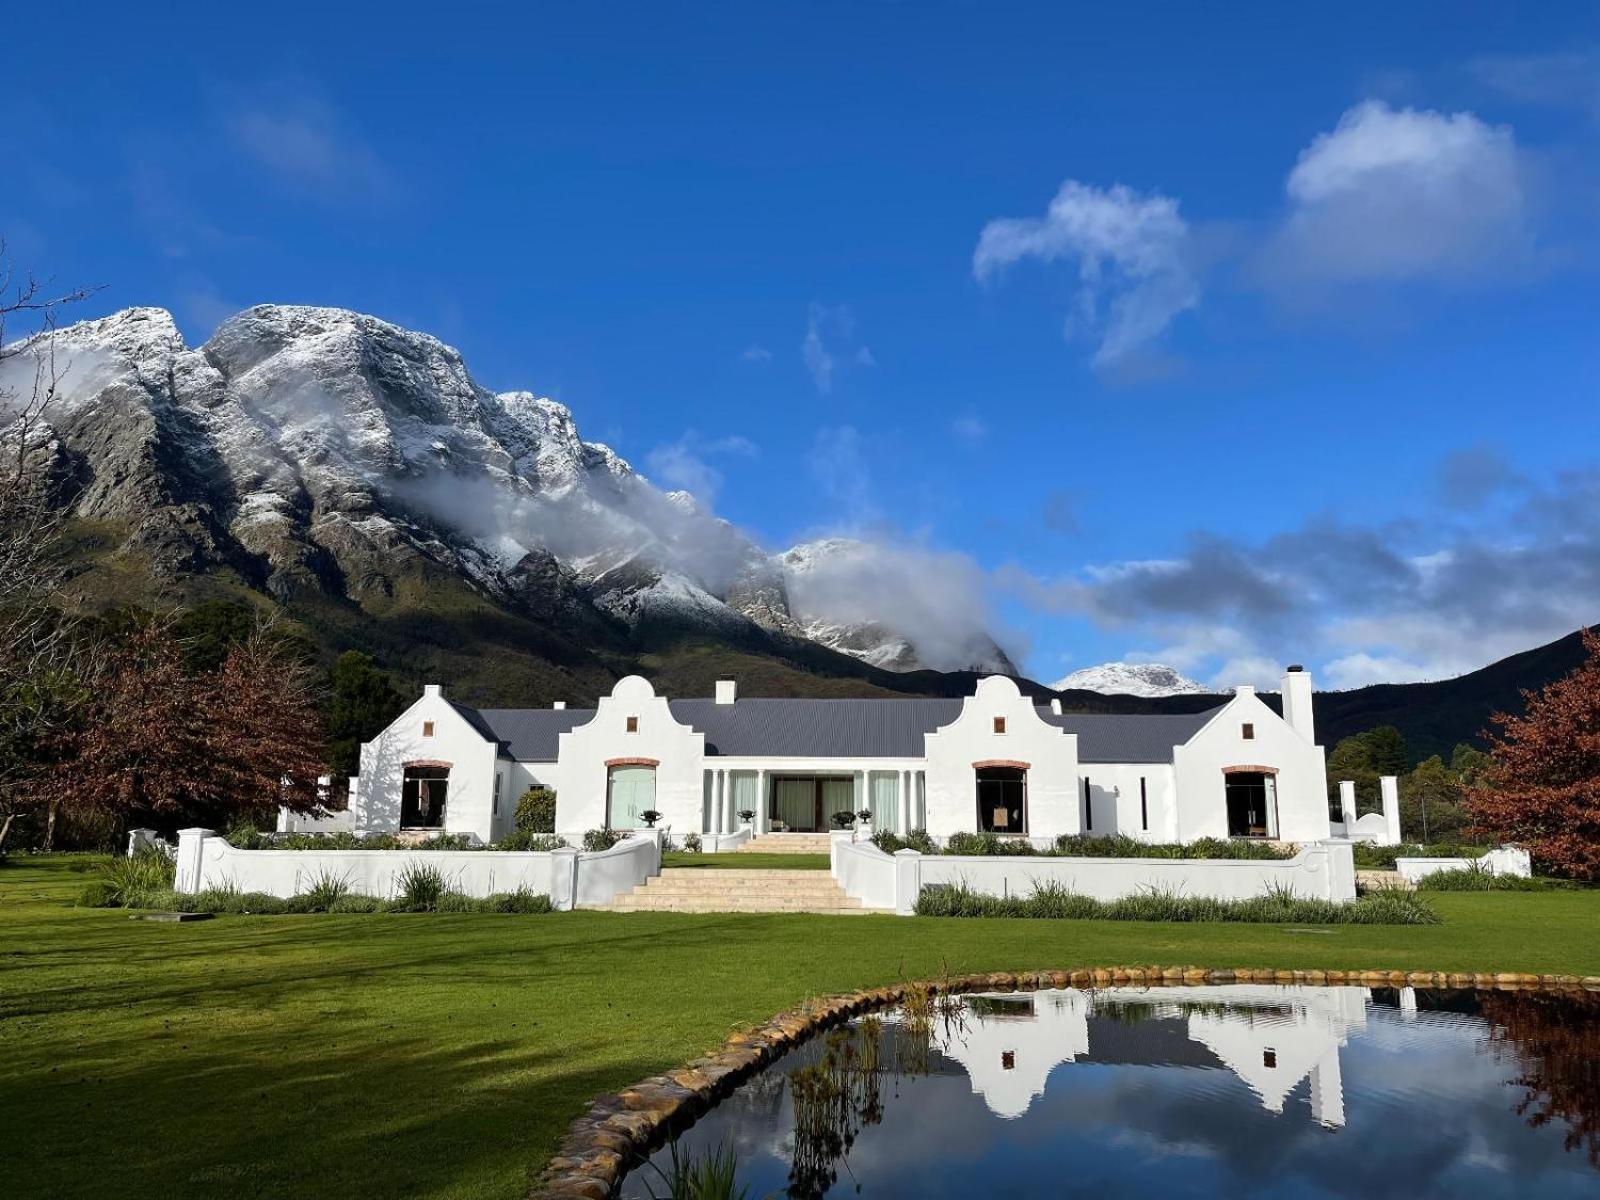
202, 628, 329, 823
1466, 628, 1600, 881
1482, 989, 1600, 1165
46, 621, 329, 836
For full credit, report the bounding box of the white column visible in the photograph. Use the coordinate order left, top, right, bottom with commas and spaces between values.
1380, 775, 1402, 844
899, 769, 912, 834
713, 770, 725, 835
1309, 1048, 1345, 1129
1338, 780, 1358, 829
756, 769, 768, 833
724, 769, 737, 831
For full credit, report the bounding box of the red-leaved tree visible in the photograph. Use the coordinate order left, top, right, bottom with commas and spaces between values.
1466, 629, 1600, 881
47, 620, 328, 835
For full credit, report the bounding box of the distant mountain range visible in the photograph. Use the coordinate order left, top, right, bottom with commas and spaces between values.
12, 304, 1588, 759
1051, 662, 1209, 698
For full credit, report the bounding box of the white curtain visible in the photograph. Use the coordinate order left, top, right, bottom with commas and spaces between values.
608, 766, 656, 830
775, 779, 814, 830
822, 779, 855, 827
869, 772, 900, 833
731, 772, 758, 823
1263, 774, 1280, 839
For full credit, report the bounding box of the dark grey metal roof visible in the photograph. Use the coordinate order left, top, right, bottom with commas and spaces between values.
461, 697, 1225, 763
462, 706, 594, 760
1042, 708, 1223, 763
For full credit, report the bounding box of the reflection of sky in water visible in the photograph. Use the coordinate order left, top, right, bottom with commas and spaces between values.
621, 987, 1600, 1199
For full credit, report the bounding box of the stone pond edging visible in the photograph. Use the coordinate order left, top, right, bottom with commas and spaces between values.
529, 964, 1600, 1199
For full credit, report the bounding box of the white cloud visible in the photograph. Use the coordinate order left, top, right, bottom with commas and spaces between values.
952, 414, 987, 441
1321, 651, 1437, 690
740, 345, 772, 363
801, 303, 873, 393
1471, 48, 1600, 123
807, 423, 876, 519
227, 95, 393, 199
644, 431, 757, 510
973, 180, 1198, 367
1261, 101, 1528, 286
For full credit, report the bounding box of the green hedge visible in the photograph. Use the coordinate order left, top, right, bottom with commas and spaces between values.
914, 879, 1439, 924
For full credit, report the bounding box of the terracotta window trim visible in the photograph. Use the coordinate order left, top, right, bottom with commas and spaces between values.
403, 759, 452, 770
1221, 764, 1278, 775
606, 757, 660, 768
972, 759, 1030, 771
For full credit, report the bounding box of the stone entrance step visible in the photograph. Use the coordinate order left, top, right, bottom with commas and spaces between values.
737, 833, 833, 854
595, 867, 886, 914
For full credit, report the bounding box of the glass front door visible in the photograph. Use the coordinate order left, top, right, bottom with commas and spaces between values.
608, 766, 656, 830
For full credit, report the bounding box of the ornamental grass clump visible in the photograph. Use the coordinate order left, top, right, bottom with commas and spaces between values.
913, 879, 1438, 924
1050, 835, 1294, 861
391, 861, 448, 911
870, 829, 937, 855
296, 868, 352, 911
943, 832, 1035, 857
494, 830, 569, 852
76, 848, 177, 908
1415, 864, 1556, 892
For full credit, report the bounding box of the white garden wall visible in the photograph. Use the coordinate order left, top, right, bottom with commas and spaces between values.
172, 828, 660, 909
833, 838, 1358, 914
1395, 845, 1531, 883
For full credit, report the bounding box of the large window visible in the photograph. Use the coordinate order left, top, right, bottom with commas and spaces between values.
976, 766, 1026, 834
1225, 771, 1279, 838
401, 765, 449, 829
607, 765, 656, 830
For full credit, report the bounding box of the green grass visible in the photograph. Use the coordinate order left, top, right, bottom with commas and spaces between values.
4, 856, 1600, 1200
660, 852, 832, 870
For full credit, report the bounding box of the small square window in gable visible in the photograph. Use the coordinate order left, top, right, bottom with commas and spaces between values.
1242, 723, 1255, 740
993, 716, 1006, 734
422, 721, 435, 738
626, 715, 639, 733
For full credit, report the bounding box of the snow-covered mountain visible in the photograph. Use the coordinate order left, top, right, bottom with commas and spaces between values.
14, 304, 1011, 675
1051, 662, 1211, 698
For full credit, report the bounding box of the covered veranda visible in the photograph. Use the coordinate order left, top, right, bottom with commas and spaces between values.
700, 760, 927, 835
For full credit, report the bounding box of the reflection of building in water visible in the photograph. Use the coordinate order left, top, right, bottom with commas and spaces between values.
930, 986, 1368, 1128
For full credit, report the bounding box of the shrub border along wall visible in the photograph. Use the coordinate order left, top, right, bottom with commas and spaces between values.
530, 964, 1600, 1199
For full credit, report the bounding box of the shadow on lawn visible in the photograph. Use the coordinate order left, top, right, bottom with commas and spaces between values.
12, 1019, 660, 1200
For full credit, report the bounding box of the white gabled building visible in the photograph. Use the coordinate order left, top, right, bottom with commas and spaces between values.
350, 667, 1331, 846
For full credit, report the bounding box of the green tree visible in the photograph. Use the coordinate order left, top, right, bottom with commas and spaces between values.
1325, 734, 1379, 814
325, 651, 404, 787
1362, 725, 1410, 776
1401, 755, 1470, 843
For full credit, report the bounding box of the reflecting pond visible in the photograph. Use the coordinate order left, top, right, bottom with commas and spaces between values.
621, 984, 1600, 1198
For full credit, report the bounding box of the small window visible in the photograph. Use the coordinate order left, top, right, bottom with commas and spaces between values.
493, 772, 502, 816
1082, 776, 1092, 831
1242, 723, 1254, 740
1263, 1049, 1277, 1069
626, 715, 639, 733
1140, 776, 1148, 831
993, 716, 1006, 734
422, 721, 435, 737
1001, 1051, 1015, 1071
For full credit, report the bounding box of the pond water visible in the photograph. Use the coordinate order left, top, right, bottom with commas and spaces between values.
621, 984, 1600, 1199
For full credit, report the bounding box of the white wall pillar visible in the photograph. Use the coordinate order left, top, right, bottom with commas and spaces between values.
1309, 1048, 1345, 1128
1380, 775, 1402, 844
893, 848, 922, 916
1338, 780, 1358, 828
1399, 985, 1418, 1018
173, 828, 213, 894
550, 846, 578, 911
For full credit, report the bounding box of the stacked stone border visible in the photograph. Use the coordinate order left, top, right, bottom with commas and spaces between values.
530, 964, 1600, 1198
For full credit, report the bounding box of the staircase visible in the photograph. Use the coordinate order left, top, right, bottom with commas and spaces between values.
598, 868, 882, 914
737, 832, 833, 854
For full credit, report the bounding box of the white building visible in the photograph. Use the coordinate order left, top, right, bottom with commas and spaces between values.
350, 666, 1330, 847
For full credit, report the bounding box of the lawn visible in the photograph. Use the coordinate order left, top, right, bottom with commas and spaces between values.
3, 856, 1598, 1200
660, 851, 831, 870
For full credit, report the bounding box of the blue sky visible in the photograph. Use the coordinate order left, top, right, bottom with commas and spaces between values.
6, 2, 1600, 689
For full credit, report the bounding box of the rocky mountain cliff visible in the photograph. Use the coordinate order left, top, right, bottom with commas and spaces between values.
15, 304, 1014, 685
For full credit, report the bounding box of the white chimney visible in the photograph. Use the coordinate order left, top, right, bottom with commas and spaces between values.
1281, 665, 1315, 743
715, 678, 737, 705
1049, 698, 1063, 715
423, 684, 442, 698
553, 700, 566, 710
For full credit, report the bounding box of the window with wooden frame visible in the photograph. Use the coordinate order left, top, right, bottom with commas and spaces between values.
422, 721, 435, 737
626, 715, 639, 733
1241, 722, 1255, 740
993, 716, 1006, 734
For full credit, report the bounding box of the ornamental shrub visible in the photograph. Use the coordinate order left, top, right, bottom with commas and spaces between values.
514, 786, 558, 833
582, 828, 624, 852
494, 830, 568, 851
